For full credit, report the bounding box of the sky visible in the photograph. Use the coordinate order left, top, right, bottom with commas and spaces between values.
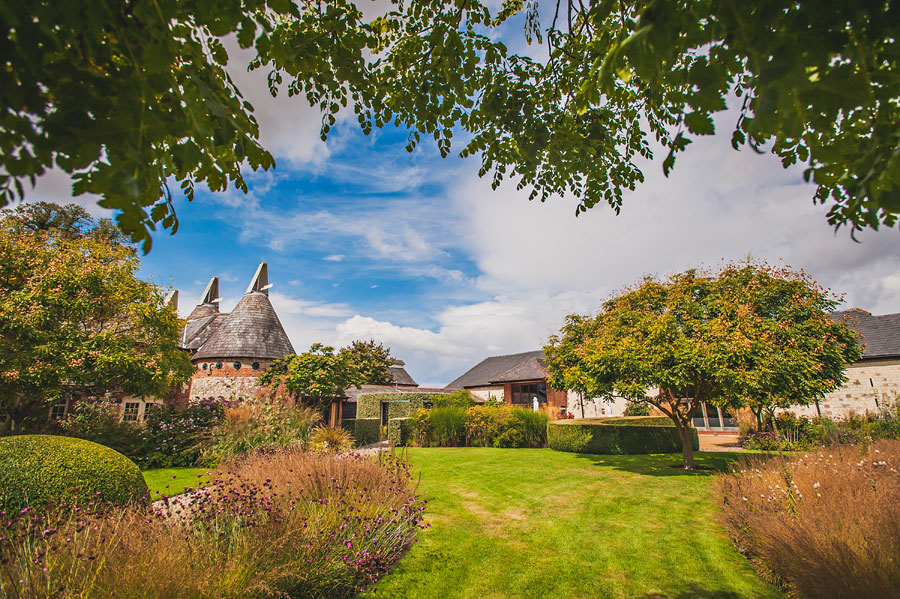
28, 25, 900, 388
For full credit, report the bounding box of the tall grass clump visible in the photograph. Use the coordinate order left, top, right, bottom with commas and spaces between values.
0, 449, 425, 599
428, 407, 467, 446
512, 408, 549, 448
717, 439, 900, 599
208, 400, 320, 463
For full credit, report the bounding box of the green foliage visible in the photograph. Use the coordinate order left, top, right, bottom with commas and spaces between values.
408, 404, 547, 449
4, 2, 894, 244
340, 340, 394, 385
511, 409, 549, 448
388, 418, 410, 446
546, 260, 862, 468
0, 435, 147, 511
431, 389, 477, 408
353, 418, 381, 446
208, 400, 319, 463
142, 400, 224, 468
429, 407, 468, 447
261, 344, 360, 408
545, 423, 594, 453
0, 221, 193, 430
623, 401, 651, 417
59, 399, 145, 459
548, 419, 699, 455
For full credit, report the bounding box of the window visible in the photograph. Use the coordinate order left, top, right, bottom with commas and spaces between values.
122, 402, 140, 422
252, 362, 260, 370
142, 402, 159, 421
510, 382, 547, 405
341, 401, 357, 419
215, 362, 223, 369
233, 361, 241, 369
49, 403, 67, 420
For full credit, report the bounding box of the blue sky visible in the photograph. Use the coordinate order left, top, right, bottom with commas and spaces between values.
31, 25, 900, 387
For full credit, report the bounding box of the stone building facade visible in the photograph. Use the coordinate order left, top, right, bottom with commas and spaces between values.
444, 350, 623, 419
180, 263, 295, 403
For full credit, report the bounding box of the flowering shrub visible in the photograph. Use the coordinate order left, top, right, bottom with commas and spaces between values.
0, 449, 426, 598
310, 424, 355, 452
718, 440, 900, 598
140, 399, 225, 468
742, 406, 900, 451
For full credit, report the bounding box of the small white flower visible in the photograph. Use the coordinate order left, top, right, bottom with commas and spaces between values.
813, 482, 820, 489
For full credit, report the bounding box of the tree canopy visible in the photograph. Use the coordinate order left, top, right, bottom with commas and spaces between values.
2, 1, 898, 249
0, 205, 193, 431
545, 262, 862, 469
340, 339, 394, 386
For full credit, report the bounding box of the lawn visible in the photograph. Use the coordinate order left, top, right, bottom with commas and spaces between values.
368, 448, 781, 599
142, 467, 211, 499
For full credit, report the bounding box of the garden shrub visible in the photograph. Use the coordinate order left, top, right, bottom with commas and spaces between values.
407, 410, 431, 446
512, 408, 549, 448
309, 425, 354, 452
493, 428, 525, 448
623, 401, 651, 416
209, 400, 319, 463
430, 389, 476, 408
429, 407, 467, 446
354, 418, 381, 446
546, 423, 594, 453
141, 399, 224, 468
0, 449, 425, 599
548, 417, 698, 454
0, 435, 147, 511
718, 440, 900, 598
59, 398, 144, 460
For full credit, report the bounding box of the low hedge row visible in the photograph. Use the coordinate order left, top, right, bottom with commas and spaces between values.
0, 435, 148, 511
353, 418, 381, 447
548, 417, 699, 455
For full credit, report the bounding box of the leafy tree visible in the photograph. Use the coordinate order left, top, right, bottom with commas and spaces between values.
2, 202, 133, 248
0, 226, 193, 432
3, 1, 897, 247
545, 262, 862, 469
260, 343, 361, 408
340, 340, 394, 386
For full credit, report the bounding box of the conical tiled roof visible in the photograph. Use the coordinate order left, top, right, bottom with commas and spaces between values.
193, 291, 294, 360
192, 264, 294, 361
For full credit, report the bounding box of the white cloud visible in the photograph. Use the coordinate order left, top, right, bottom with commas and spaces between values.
324, 254, 345, 262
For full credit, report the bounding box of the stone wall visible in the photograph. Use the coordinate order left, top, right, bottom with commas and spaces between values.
187, 359, 275, 401
793, 358, 900, 418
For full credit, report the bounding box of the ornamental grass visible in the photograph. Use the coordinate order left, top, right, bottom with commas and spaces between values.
717, 439, 900, 599
0, 449, 425, 599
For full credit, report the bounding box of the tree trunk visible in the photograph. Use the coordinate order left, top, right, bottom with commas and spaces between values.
679, 424, 695, 470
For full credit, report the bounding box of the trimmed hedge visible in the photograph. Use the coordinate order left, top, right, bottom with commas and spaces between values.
354, 418, 381, 447
548, 417, 699, 455
0, 435, 148, 511
388, 418, 410, 446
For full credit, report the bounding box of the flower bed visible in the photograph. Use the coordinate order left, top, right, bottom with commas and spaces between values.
0, 449, 425, 598
718, 440, 900, 598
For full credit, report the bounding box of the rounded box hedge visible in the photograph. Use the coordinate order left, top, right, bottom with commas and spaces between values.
0, 435, 148, 511
548, 416, 699, 455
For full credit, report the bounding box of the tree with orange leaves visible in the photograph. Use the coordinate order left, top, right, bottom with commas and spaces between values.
546, 262, 862, 469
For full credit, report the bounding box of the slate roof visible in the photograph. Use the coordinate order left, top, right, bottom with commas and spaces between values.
388, 363, 418, 386
490, 355, 549, 383
446, 350, 545, 389
831, 309, 900, 359
193, 291, 295, 361
180, 312, 225, 351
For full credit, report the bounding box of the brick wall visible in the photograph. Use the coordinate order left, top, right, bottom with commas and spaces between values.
187, 359, 275, 401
